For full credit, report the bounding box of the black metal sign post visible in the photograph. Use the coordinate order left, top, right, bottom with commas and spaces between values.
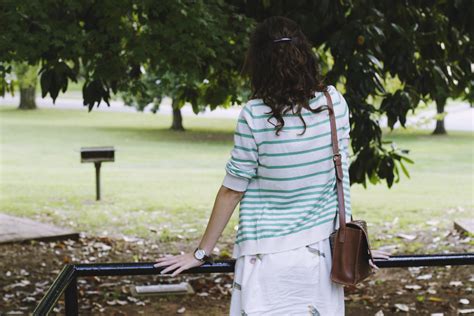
80, 147, 115, 201
94, 162, 101, 200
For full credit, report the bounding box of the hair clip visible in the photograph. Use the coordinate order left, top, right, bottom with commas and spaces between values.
273, 37, 292, 43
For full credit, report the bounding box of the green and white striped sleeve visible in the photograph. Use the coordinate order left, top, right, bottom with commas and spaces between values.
338, 91, 352, 215
222, 105, 258, 192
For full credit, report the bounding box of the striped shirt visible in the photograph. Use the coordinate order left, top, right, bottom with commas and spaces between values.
222, 85, 352, 258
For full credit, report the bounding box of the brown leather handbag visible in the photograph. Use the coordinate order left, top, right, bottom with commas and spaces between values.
323, 90, 375, 286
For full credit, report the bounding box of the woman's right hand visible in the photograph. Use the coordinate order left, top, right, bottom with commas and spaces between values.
369, 249, 391, 271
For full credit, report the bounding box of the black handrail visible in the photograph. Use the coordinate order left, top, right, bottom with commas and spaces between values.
33, 265, 76, 315
34, 253, 474, 315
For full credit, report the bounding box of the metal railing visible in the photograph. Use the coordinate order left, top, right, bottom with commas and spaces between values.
34, 253, 474, 315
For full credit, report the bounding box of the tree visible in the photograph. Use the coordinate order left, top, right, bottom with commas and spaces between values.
121, 69, 249, 131
5, 0, 252, 130
1, 0, 472, 187
233, 0, 473, 186
378, 1, 473, 136
13, 62, 39, 110
119, 3, 251, 131
0, 0, 252, 118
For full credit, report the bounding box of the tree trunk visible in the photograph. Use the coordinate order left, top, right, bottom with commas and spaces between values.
432, 98, 447, 135
170, 100, 185, 131
18, 85, 37, 110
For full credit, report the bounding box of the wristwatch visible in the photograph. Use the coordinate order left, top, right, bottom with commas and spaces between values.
193, 247, 214, 263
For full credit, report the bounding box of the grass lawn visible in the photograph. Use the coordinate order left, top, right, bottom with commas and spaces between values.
0, 105, 472, 246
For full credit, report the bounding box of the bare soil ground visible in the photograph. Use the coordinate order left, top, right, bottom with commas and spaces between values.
1, 228, 472, 316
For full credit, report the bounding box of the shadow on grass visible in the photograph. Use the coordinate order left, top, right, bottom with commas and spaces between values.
96, 126, 235, 144
101, 124, 473, 146
383, 128, 473, 141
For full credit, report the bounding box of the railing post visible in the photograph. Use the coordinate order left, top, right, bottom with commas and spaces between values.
64, 277, 78, 315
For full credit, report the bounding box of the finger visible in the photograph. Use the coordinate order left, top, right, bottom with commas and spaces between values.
171, 264, 191, 277
155, 257, 172, 263
369, 260, 379, 271
154, 256, 179, 264
154, 261, 174, 268
160, 262, 181, 275
372, 251, 390, 259
154, 257, 180, 268
369, 262, 376, 271
154, 259, 177, 268
373, 254, 390, 260
155, 254, 180, 261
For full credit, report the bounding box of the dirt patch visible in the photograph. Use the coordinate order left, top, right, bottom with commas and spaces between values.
0, 229, 472, 315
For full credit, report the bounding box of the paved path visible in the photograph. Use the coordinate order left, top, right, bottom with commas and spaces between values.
454, 219, 474, 235
0, 95, 242, 119
0, 213, 79, 244
1, 95, 472, 131
378, 101, 473, 132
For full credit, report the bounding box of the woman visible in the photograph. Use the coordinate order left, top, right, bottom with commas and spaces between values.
155, 16, 389, 315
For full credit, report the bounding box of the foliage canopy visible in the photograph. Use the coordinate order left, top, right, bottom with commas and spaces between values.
1, 0, 472, 187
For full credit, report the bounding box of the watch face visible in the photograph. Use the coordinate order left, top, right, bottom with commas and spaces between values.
195, 249, 206, 260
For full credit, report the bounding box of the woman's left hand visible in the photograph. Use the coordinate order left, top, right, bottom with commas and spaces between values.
154, 253, 204, 277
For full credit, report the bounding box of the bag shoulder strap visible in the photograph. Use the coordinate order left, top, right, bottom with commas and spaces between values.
323, 90, 347, 242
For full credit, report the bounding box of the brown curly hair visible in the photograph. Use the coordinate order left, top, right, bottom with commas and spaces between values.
242, 16, 328, 136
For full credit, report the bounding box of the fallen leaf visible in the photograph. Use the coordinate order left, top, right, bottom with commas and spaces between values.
396, 233, 417, 241
449, 281, 463, 287
427, 288, 437, 294
21, 296, 36, 303
127, 296, 138, 303
394, 303, 409, 312
408, 267, 422, 275
416, 274, 432, 280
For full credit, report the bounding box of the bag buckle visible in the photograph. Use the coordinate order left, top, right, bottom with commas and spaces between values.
333, 153, 342, 167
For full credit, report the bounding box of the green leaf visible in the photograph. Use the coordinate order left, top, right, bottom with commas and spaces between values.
401, 156, 414, 164
399, 160, 410, 178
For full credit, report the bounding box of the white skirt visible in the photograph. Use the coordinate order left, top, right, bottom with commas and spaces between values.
229, 237, 345, 316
